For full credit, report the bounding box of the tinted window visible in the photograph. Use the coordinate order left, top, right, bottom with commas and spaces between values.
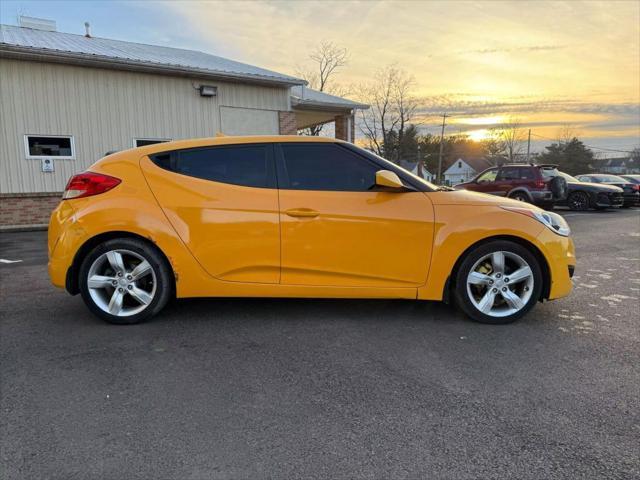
27, 135, 73, 157
280, 144, 378, 191
498, 167, 520, 180
136, 138, 170, 147
477, 169, 498, 183
519, 168, 536, 180
155, 145, 272, 188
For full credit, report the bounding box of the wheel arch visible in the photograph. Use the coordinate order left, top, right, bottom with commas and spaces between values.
507, 188, 533, 202
442, 234, 551, 303
66, 230, 175, 296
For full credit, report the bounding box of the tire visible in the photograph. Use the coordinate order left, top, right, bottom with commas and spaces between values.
550, 176, 568, 200
79, 238, 173, 324
453, 240, 543, 324
510, 191, 530, 203
567, 191, 590, 211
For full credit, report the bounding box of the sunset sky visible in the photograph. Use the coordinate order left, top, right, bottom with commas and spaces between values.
2, 0, 639, 155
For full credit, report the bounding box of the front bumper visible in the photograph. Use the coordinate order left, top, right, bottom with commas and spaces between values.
595, 191, 624, 208
536, 228, 576, 300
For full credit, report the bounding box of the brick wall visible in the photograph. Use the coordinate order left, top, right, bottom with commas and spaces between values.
278, 111, 297, 135
0, 193, 62, 228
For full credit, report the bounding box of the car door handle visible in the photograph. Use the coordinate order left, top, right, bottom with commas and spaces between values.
284, 208, 319, 218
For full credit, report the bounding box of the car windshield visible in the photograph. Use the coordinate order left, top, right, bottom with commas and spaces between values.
622, 175, 640, 184
557, 171, 579, 182
593, 174, 629, 183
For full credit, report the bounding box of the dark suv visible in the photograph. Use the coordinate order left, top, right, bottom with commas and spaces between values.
455, 164, 567, 209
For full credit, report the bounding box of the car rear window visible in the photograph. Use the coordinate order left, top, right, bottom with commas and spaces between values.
151, 145, 274, 188
540, 167, 560, 179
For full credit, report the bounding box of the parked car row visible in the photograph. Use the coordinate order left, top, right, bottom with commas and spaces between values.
453, 164, 640, 211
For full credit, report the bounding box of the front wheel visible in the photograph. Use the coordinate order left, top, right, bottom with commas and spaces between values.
453, 240, 543, 324
79, 238, 173, 324
568, 191, 590, 211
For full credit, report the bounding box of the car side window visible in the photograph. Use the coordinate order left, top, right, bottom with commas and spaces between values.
152, 145, 274, 188
476, 169, 498, 183
279, 143, 378, 191
498, 167, 520, 181
519, 168, 535, 180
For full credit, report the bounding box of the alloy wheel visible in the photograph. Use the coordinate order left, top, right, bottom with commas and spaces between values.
87, 249, 157, 317
568, 192, 589, 211
466, 251, 534, 318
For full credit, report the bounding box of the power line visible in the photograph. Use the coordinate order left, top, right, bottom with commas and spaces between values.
528, 132, 636, 154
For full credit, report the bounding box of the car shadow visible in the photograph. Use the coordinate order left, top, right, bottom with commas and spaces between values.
155, 296, 465, 327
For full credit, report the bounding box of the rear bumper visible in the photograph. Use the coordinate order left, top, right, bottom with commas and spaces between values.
48, 200, 85, 290
530, 190, 553, 203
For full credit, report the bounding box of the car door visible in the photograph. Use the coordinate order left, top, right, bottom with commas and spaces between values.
468, 168, 499, 194
276, 142, 434, 288
140, 143, 280, 283
495, 166, 522, 196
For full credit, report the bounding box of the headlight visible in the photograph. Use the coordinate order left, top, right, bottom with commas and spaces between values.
501, 206, 571, 237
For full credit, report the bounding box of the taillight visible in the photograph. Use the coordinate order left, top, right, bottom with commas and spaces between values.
535, 180, 545, 188
63, 172, 121, 200
632, 184, 640, 192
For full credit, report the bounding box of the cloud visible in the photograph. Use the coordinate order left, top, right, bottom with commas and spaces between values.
459, 45, 568, 55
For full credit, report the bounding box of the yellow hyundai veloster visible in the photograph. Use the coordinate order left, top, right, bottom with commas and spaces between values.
48, 136, 575, 325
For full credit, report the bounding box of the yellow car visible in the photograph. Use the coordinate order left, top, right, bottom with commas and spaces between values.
48, 136, 575, 325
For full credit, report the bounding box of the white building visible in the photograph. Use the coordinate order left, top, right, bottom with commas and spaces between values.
443, 158, 493, 185
0, 18, 367, 228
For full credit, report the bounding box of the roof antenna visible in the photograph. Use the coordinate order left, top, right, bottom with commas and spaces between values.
84, 22, 91, 38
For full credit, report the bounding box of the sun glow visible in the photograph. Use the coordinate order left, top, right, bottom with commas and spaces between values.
454, 115, 507, 126
467, 129, 491, 142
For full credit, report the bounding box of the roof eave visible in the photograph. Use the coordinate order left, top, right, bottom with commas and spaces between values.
0, 44, 307, 87
292, 98, 369, 112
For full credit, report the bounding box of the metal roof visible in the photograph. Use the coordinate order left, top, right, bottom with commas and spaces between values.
291, 85, 368, 110
0, 24, 305, 86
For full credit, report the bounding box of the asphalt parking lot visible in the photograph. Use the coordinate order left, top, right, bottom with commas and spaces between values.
1, 208, 639, 479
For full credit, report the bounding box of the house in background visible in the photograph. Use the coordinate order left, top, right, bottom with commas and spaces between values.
0, 17, 368, 228
599, 157, 638, 174
443, 158, 493, 185
398, 160, 435, 182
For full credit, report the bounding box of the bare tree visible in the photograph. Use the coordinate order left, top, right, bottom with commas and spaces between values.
357, 65, 418, 162
556, 124, 580, 145
492, 117, 525, 163
296, 42, 349, 135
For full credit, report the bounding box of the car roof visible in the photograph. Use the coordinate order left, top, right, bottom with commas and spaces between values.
119, 135, 342, 156
499, 163, 558, 168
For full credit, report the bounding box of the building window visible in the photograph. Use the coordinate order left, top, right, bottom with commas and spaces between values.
24, 135, 75, 159
134, 138, 171, 148
458, 161, 462, 168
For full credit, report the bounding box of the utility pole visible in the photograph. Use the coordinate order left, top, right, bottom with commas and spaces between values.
526, 128, 531, 164
416, 145, 423, 178
437, 113, 448, 184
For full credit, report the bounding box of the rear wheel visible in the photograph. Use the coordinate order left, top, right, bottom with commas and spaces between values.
79, 238, 173, 324
510, 192, 530, 203
454, 240, 543, 324
568, 191, 590, 211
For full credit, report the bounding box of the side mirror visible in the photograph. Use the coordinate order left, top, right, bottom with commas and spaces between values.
375, 170, 404, 189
